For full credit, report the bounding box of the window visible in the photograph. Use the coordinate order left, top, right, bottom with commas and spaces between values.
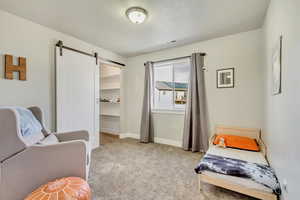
152, 58, 190, 111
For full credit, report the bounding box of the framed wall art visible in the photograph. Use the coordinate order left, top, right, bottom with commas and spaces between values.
216, 68, 234, 88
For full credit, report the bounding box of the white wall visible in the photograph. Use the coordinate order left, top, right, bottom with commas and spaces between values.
262, 1, 300, 199
0, 10, 125, 131
124, 29, 264, 144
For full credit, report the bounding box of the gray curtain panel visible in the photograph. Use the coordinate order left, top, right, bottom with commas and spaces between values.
182, 53, 209, 152
140, 62, 154, 143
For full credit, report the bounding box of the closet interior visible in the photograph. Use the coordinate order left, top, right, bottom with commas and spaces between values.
100, 63, 122, 136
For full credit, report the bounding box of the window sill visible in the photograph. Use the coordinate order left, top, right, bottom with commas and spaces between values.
151, 110, 185, 115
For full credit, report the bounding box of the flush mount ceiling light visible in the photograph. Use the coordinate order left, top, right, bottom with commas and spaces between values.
126, 7, 148, 24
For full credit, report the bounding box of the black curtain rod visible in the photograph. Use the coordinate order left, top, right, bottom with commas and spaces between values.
144, 53, 206, 66
56, 40, 126, 67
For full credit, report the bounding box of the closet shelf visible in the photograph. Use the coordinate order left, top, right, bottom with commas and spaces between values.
100, 113, 120, 117
100, 101, 120, 104
100, 87, 120, 91
100, 74, 120, 79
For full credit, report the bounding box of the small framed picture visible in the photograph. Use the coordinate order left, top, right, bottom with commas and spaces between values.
216, 68, 234, 88
272, 36, 282, 95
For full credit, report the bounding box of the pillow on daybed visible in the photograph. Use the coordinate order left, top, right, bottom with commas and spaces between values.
213, 134, 260, 152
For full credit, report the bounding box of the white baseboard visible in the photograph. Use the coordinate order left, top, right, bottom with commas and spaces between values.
154, 137, 182, 148
119, 133, 139, 139
119, 133, 182, 148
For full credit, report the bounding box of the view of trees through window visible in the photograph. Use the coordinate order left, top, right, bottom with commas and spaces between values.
152, 58, 190, 111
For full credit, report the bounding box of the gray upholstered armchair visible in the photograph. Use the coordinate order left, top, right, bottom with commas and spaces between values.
0, 106, 91, 200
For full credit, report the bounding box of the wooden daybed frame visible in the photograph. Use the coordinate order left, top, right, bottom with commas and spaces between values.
198, 125, 277, 200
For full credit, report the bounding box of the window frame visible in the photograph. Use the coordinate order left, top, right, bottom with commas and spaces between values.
151, 58, 190, 113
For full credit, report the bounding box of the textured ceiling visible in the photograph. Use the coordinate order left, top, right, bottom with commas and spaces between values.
0, 0, 270, 57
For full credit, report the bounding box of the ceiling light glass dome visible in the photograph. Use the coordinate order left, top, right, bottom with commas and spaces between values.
126, 7, 148, 24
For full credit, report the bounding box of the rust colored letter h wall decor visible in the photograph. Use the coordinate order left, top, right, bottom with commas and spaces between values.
5, 54, 27, 80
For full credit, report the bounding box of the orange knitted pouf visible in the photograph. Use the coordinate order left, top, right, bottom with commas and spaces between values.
25, 177, 91, 200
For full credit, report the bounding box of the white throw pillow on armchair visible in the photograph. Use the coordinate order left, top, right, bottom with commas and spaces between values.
38, 134, 59, 145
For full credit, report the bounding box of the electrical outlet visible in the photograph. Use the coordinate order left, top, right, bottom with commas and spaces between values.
282, 179, 288, 192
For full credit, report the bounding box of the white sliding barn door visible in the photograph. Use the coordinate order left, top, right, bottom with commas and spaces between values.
56, 47, 99, 149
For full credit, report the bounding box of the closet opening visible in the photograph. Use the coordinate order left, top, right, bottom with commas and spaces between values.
99, 63, 122, 144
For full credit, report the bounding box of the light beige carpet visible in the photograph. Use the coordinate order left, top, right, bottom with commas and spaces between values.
89, 135, 256, 200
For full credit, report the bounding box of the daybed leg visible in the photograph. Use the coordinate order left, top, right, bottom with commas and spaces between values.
198, 176, 203, 191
